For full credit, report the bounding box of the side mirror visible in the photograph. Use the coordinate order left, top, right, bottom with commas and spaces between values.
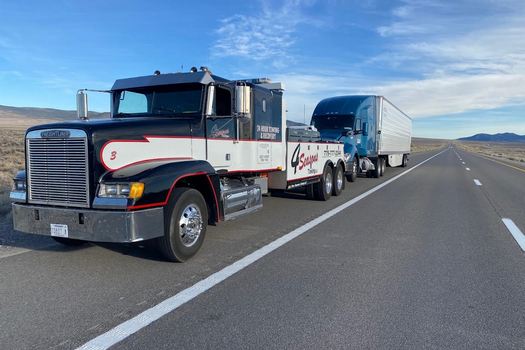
205, 85, 215, 117
76, 90, 88, 120
362, 122, 368, 136
235, 85, 251, 118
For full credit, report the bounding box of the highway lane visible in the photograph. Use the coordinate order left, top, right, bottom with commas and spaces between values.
114, 146, 525, 349
0, 150, 436, 349
453, 148, 525, 243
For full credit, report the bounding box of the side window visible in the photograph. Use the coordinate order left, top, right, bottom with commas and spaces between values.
355, 118, 362, 132
118, 91, 148, 114
215, 87, 231, 116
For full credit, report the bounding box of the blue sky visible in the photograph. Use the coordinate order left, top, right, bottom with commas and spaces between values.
0, 0, 524, 139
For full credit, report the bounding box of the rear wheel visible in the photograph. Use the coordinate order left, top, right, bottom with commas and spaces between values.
313, 165, 333, 201
346, 157, 358, 182
332, 164, 344, 196
156, 187, 208, 262
52, 237, 85, 246
401, 154, 408, 167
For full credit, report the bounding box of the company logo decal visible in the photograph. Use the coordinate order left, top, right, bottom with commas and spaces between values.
291, 144, 319, 174
40, 130, 70, 138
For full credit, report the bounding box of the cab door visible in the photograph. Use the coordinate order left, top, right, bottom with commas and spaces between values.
206, 85, 236, 169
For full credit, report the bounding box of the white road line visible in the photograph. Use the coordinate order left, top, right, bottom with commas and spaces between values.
474, 179, 482, 186
77, 149, 448, 350
465, 167, 471, 171
502, 218, 525, 252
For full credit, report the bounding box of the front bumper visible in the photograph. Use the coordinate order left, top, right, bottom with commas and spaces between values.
12, 203, 164, 243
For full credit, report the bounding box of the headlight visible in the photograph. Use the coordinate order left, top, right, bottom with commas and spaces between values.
12, 179, 26, 192
98, 182, 144, 199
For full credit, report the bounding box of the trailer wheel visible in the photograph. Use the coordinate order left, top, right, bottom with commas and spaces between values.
156, 187, 208, 262
401, 154, 408, 167
346, 157, 358, 182
332, 163, 344, 196
52, 237, 86, 246
314, 165, 333, 201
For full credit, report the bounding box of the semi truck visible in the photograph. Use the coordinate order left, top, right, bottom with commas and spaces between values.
310, 95, 412, 180
10, 68, 346, 262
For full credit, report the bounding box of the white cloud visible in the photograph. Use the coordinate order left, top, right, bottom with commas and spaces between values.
212, 0, 319, 67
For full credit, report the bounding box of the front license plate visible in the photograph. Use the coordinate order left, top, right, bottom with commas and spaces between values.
50, 224, 68, 238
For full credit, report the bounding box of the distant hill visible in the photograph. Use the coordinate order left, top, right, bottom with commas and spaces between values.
458, 133, 525, 143
0, 105, 109, 120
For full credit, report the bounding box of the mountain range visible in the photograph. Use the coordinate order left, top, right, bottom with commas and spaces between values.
458, 133, 525, 143
0, 105, 109, 121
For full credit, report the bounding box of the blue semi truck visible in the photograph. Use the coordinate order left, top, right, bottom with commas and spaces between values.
311, 95, 412, 180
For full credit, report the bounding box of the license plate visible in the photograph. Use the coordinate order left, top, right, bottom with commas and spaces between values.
50, 224, 68, 238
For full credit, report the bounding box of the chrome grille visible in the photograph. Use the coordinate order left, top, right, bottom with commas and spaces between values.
27, 129, 90, 208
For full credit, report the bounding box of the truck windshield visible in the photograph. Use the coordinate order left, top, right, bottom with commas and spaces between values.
114, 84, 203, 118
311, 114, 355, 131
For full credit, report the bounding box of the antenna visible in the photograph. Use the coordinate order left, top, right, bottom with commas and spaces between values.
303, 104, 306, 124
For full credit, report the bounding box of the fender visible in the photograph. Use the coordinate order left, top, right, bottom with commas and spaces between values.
99, 159, 221, 222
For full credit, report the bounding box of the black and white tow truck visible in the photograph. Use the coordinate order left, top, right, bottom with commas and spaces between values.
10, 67, 346, 261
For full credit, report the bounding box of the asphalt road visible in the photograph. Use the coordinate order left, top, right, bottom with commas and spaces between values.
1, 146, 524, 349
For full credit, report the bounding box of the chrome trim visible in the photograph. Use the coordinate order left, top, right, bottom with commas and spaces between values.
12, 203, 164, 243
92, 197, 128, 209
26, 128, 90, 208
10, 191, 26, 202
26, 129, 88, 139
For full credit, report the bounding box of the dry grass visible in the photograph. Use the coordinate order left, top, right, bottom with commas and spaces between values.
0, 127, 26, 215
455, 140, 525, 164
411, 137, 449, 153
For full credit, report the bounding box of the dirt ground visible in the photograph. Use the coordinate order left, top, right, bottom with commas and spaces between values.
454, 140, 525, 164
411, 137, 449, 153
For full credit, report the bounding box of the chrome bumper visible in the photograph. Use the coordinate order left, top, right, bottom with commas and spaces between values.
12, 203, 164, 243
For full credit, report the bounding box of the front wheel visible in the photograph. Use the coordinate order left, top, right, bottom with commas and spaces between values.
156, 187, 208, 262
313, 165, 333, 201
332, 163, 344, 196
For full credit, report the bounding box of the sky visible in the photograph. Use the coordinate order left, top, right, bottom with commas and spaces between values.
0, 0, 524, 139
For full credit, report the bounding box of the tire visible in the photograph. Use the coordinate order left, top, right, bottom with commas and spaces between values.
313, 165, 333, 201
401, 154, 408, 167
52, 237, 86, 246
379, 158, 386, 177
371, 158, 380, 178
156, 187, 208, 262
332, 163, 344, 196
346, 157, 358, 182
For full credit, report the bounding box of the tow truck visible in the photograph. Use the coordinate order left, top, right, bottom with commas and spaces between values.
11, 67, 345, 261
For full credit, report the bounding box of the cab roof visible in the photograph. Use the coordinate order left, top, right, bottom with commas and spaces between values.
111, 71, 229, 91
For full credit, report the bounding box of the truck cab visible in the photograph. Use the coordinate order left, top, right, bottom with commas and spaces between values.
311, 95, 411, 180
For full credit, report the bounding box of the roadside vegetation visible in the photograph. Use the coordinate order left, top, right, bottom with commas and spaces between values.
455, 140, 525, 164
411, 137, 448, 153
0, 128, 26, 215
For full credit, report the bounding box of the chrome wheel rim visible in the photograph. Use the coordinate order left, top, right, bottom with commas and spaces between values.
336, 169, 343, 190
325, 171, 333, 194
352, 159, 357, 174
178, 204, 203, 247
